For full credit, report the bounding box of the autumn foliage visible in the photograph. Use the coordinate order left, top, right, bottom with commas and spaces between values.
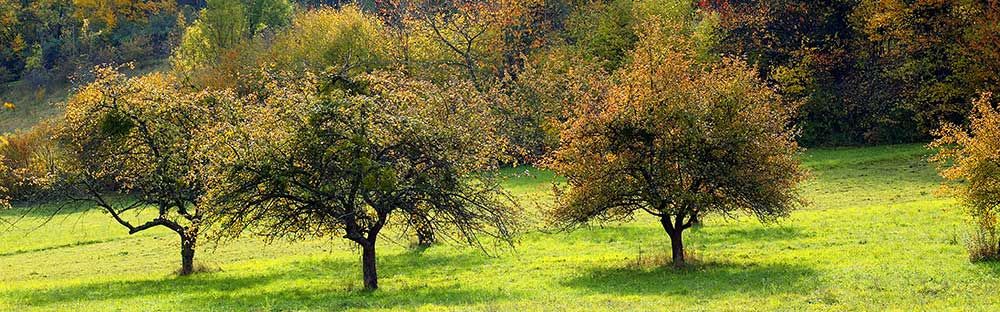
546, 19, 807, 267
56, 65, 233, 275
931, 93, 1000, 261
201, 70, 519, 289
0, 156, 9, 209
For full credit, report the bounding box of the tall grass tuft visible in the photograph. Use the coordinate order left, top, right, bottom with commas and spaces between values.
967, 210, 1000, 262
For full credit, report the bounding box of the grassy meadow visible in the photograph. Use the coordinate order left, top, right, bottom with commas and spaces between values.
1, 144, 998, 311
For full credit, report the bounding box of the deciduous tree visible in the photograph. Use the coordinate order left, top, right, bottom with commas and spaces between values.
172, 0, 293, 76
204, 71, 519, 290
267, 6, 389, 77
378, 0, 550, 87
56, 65, 226, 275
72, 0, 175, 29
546, 23, 807, 267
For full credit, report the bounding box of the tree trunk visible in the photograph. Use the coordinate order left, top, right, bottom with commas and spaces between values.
416, 225, 435, 247
411, 208, 435, 247
179, 235, 196, 276
690, 213, 701, 226
361, 241, 378, 290
668, 228, 685, 267
661, 216, 686, 268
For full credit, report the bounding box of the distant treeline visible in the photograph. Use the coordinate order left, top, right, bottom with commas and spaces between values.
708, 0, 1000, 146
0, 0, 372, 87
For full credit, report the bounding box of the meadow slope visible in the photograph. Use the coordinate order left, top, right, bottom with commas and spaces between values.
2, 144, 998, 311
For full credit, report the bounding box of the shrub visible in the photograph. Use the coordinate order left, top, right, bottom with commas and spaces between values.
931, 92, 1000, 261
967, 210, 1000, 262
0, 121, 64, 202
0, 155, 9, 209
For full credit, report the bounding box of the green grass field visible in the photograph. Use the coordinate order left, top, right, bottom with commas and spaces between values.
2, 144, 998, 311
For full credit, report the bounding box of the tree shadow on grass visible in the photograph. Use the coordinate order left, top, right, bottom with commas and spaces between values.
1, 200, 105, 219
970, 260, 1000, 278
693, 225, 810, 245
574, 224, 808, 246
564, 261, 818, 298
213, 283, 511, 310
3, 251, 515, 310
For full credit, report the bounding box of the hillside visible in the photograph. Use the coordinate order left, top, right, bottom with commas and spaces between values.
0, 80, 70, 133
0, 61, 168, 134
3, 144, 996, 311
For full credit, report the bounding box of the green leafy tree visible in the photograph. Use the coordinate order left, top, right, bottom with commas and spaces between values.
267, 6, 389, 76
546, 23, 807, 267
204, 71, 519, 290
172, 0, 293, 73
246, 0, 293, 34
199, 0, 250, 51
172, 0, 248, 72
563, 0, 637, 71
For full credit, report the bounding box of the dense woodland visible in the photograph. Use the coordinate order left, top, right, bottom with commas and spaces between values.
1, 0, 999, 294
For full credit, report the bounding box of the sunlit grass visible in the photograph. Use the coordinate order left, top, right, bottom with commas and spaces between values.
3, 144, 999, 311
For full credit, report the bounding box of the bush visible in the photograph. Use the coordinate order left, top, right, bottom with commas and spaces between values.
967, 210, 1000, 262
0, 155, 9, 209
931, 92, 1000, 261
0, 121, 64, 202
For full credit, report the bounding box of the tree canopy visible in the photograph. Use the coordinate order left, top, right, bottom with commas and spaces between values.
202, 70, 520, 289
55, 65, 231, 275
546, 19, 807, 266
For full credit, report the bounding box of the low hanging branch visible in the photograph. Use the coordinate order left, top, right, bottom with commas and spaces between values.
203, 71, 521, 290
49, 65, 226, 275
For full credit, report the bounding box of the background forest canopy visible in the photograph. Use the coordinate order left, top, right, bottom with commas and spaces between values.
0, 0, 998, 148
